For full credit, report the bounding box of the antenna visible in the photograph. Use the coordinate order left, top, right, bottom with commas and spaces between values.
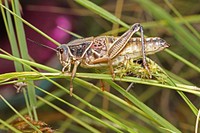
27, 38, 57, 52
57, 26, 83, 39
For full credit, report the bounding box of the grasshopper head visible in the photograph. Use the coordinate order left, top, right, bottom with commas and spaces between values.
158, 38, 170, 48
56, 45, 70, 66
145, 37, 170, 55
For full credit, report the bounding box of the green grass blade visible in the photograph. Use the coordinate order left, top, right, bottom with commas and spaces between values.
1, 0, 37, 120
0, 3, 60, 46
105, 80, 181, 133
165, 49, 200, 73
178, 91, 198, 115
164, 0, 200, 40
74, 0, 129, 28
0, 0, 22, 72
11, 0, 38, 120
11, 0, 29, 62
0, 95, 42, 133
2, 90, 65, 127
37, 96, 101, 133
195, 109, 200, 133
0, 52, 59, 73
0, 119, 22, 133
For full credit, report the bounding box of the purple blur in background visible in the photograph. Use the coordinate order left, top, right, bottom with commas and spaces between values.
0, 0, 73, 73
0, 0, 73, 96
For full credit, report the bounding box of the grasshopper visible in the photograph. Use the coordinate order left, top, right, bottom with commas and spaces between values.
56, 23, 170, 96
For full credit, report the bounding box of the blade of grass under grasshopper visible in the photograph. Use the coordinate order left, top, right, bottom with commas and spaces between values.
1, 70, 200, 96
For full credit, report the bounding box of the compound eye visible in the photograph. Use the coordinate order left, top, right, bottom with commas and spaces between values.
160, 39, 165, 45
57, 48, 64, 54
60, 48, 64, 54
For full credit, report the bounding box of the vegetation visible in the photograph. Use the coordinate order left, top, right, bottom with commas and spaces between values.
0, 0, 200, 132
